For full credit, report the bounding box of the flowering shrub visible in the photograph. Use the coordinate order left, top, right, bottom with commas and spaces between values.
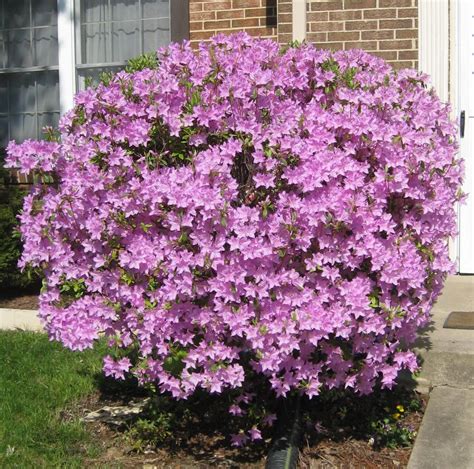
6, 33, 462, 431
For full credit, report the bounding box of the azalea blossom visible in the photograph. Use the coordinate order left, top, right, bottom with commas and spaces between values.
6, 33, 462, 440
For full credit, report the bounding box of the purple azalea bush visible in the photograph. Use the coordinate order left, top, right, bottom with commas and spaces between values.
7, 33, 463, 430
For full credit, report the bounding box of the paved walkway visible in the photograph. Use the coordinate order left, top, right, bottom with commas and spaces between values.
408, 275, 474, 469
0, 308, 42, 331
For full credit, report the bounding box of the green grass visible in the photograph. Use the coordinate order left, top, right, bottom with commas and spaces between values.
0, 330, 106, 468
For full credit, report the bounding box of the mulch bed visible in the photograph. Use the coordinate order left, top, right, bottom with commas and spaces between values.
0, 290, 39, 310
64, 381, 428, 468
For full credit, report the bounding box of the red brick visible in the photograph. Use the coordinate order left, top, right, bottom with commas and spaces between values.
379, 19, 413, 29
245, 7, 269, 16
345, 20, 378, 30
279, 22, 292, 33
307, 11, 330, 22
345, 40, 377, 50
190, 21, 203, 31
306, 32, 328, 42
204, 20, 231, 29
232, 0, 260, 7
396, 29, 417, 39
379, 39, 413, 50
189, 2, 203, 12
278, 3, 292, 13
310, 21, 344, 32
344, 0, 376, 8
203, 2, 232, 11
190, 11, 216, 21
379, 0, 413, 6
244, 27, 275, 36
361, 29, 394, 40
312, 42, 344, 50
190, 30, 215, 40
363, 8, 396, 19
279, 33, 293, 43
371, 50, 397, 60
328, 31, 360, 41
232, 17, 260, 27
398, 8, 418, 18
216, 10, 244, 19
391, 61, 415, 70
398, 50, 418, 60
329, 10, 361, 20
278, 12, 293, 23
310, 1, 343, 12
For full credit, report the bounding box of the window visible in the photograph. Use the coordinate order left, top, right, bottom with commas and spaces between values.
0, 0, 60, 147
75, 0, 171, 89
0, 0, 189, 149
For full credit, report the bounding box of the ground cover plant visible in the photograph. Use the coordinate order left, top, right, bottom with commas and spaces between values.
6, 33, 463, 442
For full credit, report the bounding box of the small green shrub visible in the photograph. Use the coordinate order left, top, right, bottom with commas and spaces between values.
0, 158, 38, 292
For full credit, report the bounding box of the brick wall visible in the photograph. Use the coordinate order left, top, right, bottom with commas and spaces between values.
278, 0, 293, 44
189, 0, 277, 46
307, 0, 418, 69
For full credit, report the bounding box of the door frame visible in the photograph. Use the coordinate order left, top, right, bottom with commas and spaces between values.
419, 0, 474, 274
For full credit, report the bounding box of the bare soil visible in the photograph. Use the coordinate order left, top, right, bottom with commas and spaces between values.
0, 291, 39, 309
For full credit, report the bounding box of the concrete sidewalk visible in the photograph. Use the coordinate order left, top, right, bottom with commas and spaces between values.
0, 308, 42, 331
408, 275, 474, 469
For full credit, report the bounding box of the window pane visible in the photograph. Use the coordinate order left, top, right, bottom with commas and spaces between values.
9, 74, 35, 114
4, 0, 29, 29
0, 76, 7, 112
81, 23, 109, 64
33, 27, 58, 67
81, 0, 109, 24
143, 18, 169, 52
0, 116, 9, 147
34, 0, 58, 26
111, 0, 139, 21
142, 0, 169, 18
37, 71, 59, 112
10, 113, 36, 142
7, 29, 32, 68
77, 66, 122, 90
112, 21, 139, 62
0, 31, 5, 69
38, 112, 59, 137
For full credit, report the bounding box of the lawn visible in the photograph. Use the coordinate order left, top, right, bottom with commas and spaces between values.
0, 330, 105, 468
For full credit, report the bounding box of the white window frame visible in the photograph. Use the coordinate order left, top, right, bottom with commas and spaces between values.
58, 0, 76, 113
57, 0, 189, 115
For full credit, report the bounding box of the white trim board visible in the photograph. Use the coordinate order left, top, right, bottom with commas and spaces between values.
292, 0, 306, 42
456, 0, 474, 273
418, 0, 474, 273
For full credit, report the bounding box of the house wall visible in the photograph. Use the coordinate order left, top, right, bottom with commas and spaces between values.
188, 0, 278, 46
189, 1, 418, 70
306, 0, 418, 70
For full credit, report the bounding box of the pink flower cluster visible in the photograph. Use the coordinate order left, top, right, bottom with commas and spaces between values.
7, 34, 463, 404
